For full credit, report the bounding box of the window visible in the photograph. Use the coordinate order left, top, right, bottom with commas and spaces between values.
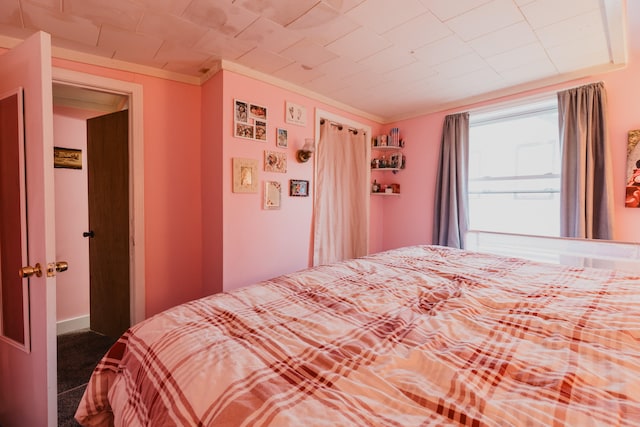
468, 99, 560, 237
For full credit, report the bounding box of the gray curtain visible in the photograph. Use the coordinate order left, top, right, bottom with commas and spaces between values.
558, 82, 615, 239
432, 112, 469, 248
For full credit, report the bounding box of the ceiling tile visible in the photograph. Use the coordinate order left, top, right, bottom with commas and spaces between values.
383, 11, 452, 51
286, 2, 341, 30
99, 24, 164, 64
357, 46, 417, 74
431, 51, 490, 79
0, 0, 21, 26
293, 12, 360, 46
137, 12, 208, 47
547, 33, 610, 73
237, 17, 302, 53
279, 38, 339, 68
22, 0, 60, 12
326, 26, 391, 62
499, 57, 557, 84
133, 0, 193, 16
235, 0, 318, 27
64, 0, 144, 32
181, 0, 257, 37
21, 2, 99, 46
346, 0, 428, 34
484, 42, 547, 72
194, 29, 255, 59
535, 10, 606, 49
272, 62, 325, 85
236, 48, 293, 74
314, 56, 367, 79
445, 0, 524, 41
384, 61, 437, 83
420, 0, 492, 21
520, 0, 600, 29
155, 41, 212, 74
468, 21, 537, 58
412, 35, 474, 66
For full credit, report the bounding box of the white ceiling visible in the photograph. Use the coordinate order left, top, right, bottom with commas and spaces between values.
0, 0, 628, 122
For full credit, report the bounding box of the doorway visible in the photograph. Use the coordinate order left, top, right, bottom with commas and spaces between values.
52, 68, 146, 329
53, 87, 131, 338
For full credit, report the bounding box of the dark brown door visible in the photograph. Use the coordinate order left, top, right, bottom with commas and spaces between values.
87, 109, 130, 338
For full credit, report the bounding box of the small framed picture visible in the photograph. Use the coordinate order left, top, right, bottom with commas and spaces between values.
276, 128, 288, 148
54, 147, 82, 169
285, 101, 306, 126
250, 103, 267, 121
264, 181, 281, 209
235, 122, 254, 140
235, 99, 249, 123
232, 158, 258, 193
264, 150, 287, 173
255, 120, 267, 141
290, 179, 309, 197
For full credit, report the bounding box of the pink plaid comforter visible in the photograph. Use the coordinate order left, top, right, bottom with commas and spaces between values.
76, 245, 640, 426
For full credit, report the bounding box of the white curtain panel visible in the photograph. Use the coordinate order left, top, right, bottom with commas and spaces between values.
313, 120, 368, 265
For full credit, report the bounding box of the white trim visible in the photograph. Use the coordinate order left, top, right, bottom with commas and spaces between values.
52, 67, 146, 325
56, 315, 90, 335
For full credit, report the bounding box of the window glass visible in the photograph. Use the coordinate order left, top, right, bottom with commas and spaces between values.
468, 99, 560, 237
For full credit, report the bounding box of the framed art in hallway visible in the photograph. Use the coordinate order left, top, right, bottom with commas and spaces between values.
264, 181, 281, 209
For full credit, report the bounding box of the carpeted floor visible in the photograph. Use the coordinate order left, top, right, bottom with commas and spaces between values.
57, 329, 117, 427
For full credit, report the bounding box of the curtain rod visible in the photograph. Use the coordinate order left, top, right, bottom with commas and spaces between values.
320, 118, 360, 134
457, 80, 605, 116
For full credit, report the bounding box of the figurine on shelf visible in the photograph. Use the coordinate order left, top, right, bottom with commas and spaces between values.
372, 180, 380, 193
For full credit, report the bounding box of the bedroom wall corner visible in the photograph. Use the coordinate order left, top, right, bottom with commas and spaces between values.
201, 71, 224, 296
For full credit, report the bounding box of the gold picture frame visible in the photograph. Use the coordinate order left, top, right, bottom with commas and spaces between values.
54, 147, 82, 169
232, 157, 258, 193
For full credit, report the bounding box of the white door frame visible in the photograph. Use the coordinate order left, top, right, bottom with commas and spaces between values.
52, 68, 145, 324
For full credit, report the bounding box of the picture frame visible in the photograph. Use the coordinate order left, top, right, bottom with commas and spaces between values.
232, 157, 258, 193
625, 129, 640, 208
290, 179, 309, 197
285, 101, 306, 126
54, 147, 82, 169
264, 181, 281, 209
264, 150, 287, 173
276, 128, 288, 148
234, 99, 249, 123
249, 103, 267, 121
234, 99, 268, 142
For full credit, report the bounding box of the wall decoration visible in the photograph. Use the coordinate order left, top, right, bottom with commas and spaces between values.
285, 101, 306, 126
276, 128, 288, 148
234, 99, 268, 142
626, 129, 640, 208
264, 181, 281, 209
232, 157, 258, 193
264, 150, 287, 173
54, 147, 82, 169
290, 179, 309, 197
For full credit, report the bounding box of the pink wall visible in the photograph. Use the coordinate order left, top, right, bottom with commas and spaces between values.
211, 70, 381, 291
380, 2, 640, 248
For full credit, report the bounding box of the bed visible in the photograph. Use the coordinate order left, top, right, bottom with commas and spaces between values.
75, 245, 640, 426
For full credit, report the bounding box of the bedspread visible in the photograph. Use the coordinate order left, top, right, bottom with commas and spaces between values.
76, 245, 640, 426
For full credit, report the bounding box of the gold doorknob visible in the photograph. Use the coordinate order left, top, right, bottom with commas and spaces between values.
19, 263, 43, 278
55, 261, 68, 272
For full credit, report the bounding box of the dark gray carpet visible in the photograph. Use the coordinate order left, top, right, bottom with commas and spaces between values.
57, 329, 117, 427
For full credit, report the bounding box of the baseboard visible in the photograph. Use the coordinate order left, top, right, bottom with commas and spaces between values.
57, 315, 90, 335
